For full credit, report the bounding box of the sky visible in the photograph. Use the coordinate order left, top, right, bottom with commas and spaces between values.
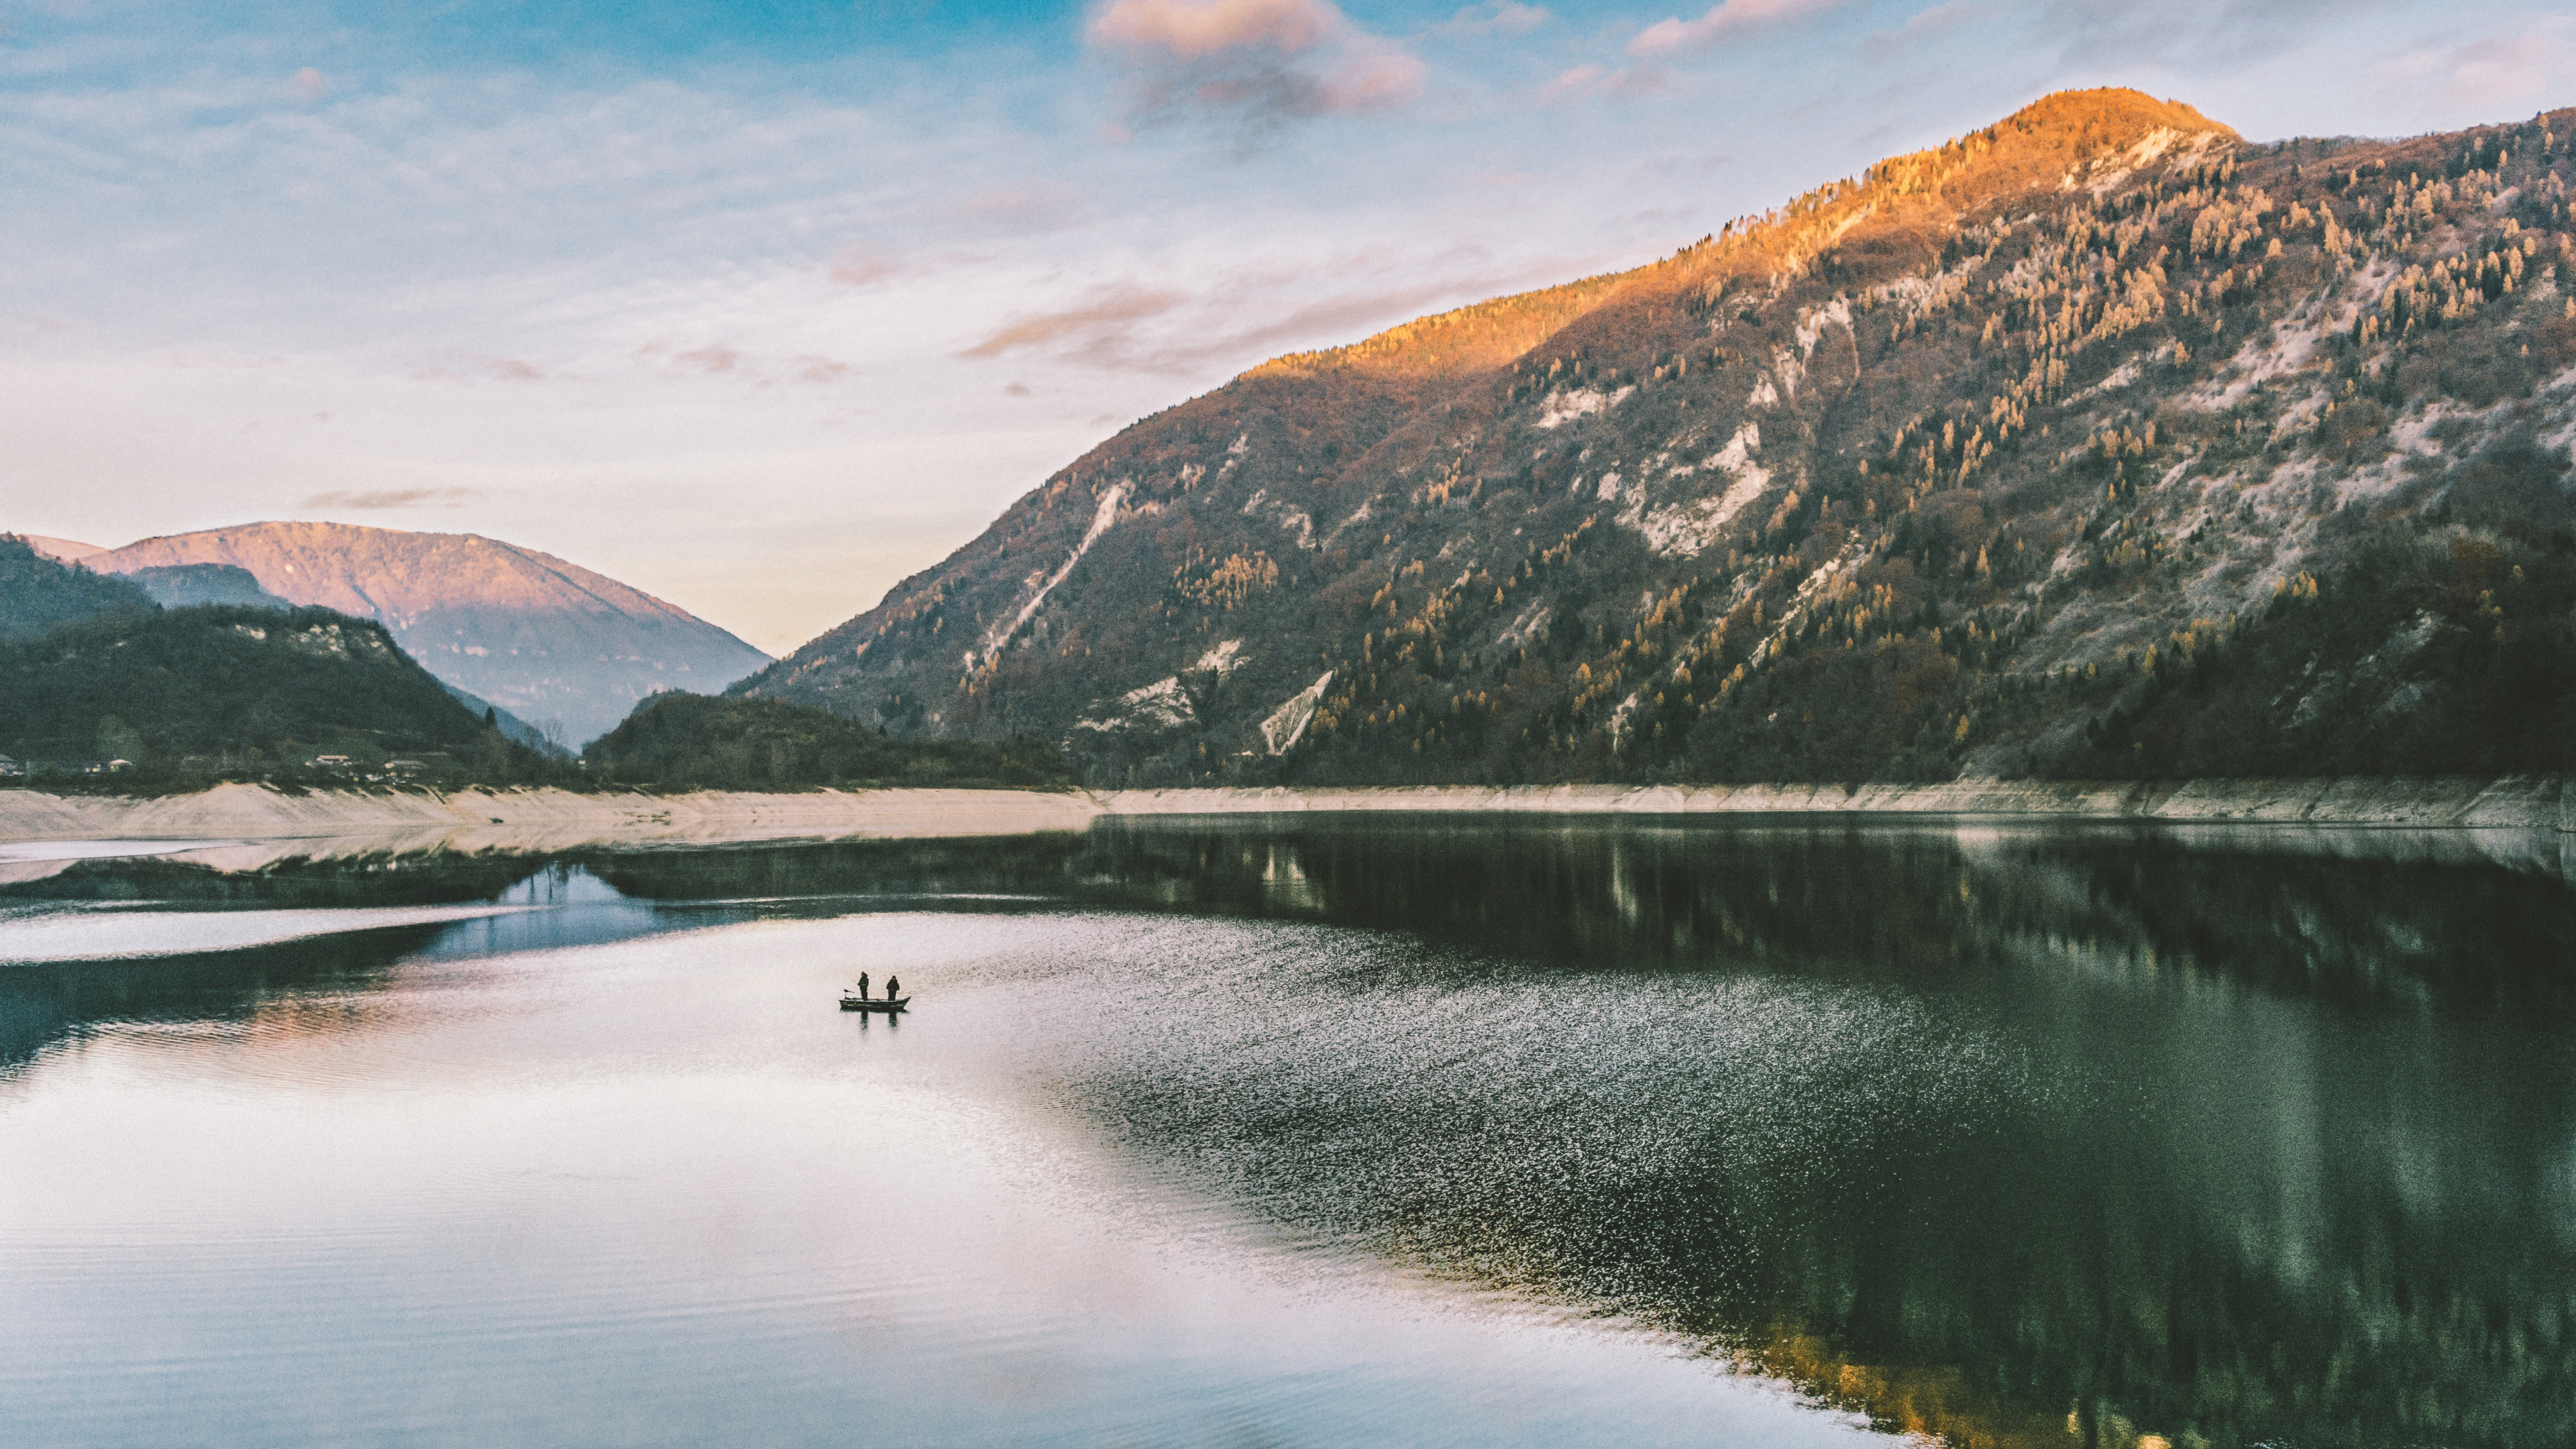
4, 0, 2571, 653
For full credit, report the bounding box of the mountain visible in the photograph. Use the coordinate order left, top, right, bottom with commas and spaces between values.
741, 89, 2576, 786
121, 563, 294, 610
0, 537, 547, 782
90, 522, 771, 745
20, 536, 107, 565
0, 535, 154, 641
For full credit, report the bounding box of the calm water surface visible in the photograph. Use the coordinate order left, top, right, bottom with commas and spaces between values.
3, 816, 2574, 1447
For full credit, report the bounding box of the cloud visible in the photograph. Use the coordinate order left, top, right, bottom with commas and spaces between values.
1088, 0, 1425, 134
407, 354, 545, 382
949, 182, 1085, 230
828, 254, 901, 286
672, 345, 740, 374
1004, 382, 1033, 396
1091, 0, 1339, 58
288, 66, 327, 99
1540, 64, 1665, 103
794, 355, 854, 383
955, 250, 1591, 378
301, 487, 481, 511
2365, 15, 2576, 116
2039, 0, 2374, 70
959, 286, 1188, 363
1627, 0, 1848, 56
1436, 1, 1548, 37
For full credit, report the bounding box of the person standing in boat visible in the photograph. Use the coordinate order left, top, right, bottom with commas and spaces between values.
884, 974, 900, 1002
857, 971, 871, 1000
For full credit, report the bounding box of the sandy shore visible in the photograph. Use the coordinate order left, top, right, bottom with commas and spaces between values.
1103, 776, 2576, 831
0, 784, 1103, 881
0, 775, 2563, 881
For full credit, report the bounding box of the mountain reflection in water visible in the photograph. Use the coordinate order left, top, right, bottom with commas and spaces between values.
4, 816, 2573, 1448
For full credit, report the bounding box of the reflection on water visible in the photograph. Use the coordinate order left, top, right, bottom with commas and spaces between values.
3, 816, 2574, 1446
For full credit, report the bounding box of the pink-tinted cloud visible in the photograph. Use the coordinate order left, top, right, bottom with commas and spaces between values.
407, 354, 546, 382
1091, 0, 1339, 58
673, 345, 740, 374
828, 254, 901, 286
1629, 0, 1847, 55
795, 356, 855, 383
1089, 0, 1424, 132
288, 66, 327, 99
959, 286, 1188, 362
2367, 15, 2576, 114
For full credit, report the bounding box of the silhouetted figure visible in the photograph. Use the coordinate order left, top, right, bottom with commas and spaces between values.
885, 974, 900, 1001
857, 972, 870, 1000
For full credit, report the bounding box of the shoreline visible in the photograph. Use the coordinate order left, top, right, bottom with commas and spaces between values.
1102, 775, 2576, 832
0, 775, 2553, 865
0, 775, 2565, 851
0, 784, 1104, 882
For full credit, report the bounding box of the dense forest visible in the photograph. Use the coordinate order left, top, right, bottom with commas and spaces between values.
0, 596, 559, 790
0, 535, 154, 640
583, 694, 1072, 791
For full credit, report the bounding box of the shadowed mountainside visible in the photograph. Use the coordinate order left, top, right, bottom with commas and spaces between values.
741, 89, 2576, 788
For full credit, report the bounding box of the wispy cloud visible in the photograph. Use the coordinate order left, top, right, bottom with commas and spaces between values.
2365, 14, 2576, 116
1629, 0, 1849, 56
959, 286, 1189, 364
2039, 0, 2372, 70
1088, 0, 1425, 136
1541, 63, 1665, 103
1435, 2, 1549, 38
949, 182, 1085, 231
827, 254, 901, 287
408, 354, 548, 382
301, 487, 482, 510
957, 254, 1594, 376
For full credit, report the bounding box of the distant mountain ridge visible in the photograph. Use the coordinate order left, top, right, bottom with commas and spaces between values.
741, 89, 2576, 786
90, 522, 771, 745
0, 535, 551, 784
19, 536, 107, 565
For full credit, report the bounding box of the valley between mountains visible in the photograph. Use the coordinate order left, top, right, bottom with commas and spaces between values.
13, 87, 2576, 800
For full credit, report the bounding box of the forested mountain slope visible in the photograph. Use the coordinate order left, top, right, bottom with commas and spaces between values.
0, 535, 153, 641
742, 89, 2576, 787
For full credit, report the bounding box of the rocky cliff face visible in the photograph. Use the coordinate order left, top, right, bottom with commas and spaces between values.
743, 89, 2576, 787
94, 522, 769, 745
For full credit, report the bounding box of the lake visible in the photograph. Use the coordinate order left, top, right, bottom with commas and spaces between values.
4, 814, 2573, 1447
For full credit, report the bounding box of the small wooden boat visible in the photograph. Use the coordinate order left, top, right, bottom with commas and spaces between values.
840, 994, 910, 1013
